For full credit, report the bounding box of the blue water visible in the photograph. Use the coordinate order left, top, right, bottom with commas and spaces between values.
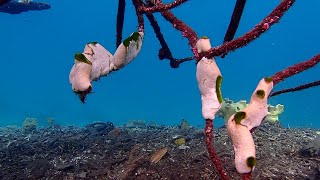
0, 0, 319, 128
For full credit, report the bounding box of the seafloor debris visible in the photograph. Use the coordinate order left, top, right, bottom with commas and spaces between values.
84, 121, 114, 136
0, 0, 50, 14
0, 121, 319, 179
22, 117, 37, 133
300, 136, 320, 157
150, 147, 168, 164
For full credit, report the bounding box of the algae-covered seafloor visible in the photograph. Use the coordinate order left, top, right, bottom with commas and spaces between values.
0, 121, 319, 180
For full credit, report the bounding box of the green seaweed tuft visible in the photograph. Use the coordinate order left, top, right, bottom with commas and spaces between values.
264, 77, 273, 83
74, 53, 92, 65
200, 36, 209, 39
216, 76, 223, 103
123, 38, 130, 48
246, 156, 257, 168
234, 111, 246, 124
256, 89, 265, 98
88, 42, 98, 46
123, 32, 141, 48
131, 32, 140, 41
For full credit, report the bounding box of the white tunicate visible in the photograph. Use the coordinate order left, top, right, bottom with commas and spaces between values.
69, 31, 144, 97
196, 36, 222, 120
83, 43, 114, 81
196, 57, 222, 120
227, 114, 256, 174
69, 62, 92, 92
113, 32, 144, 69
240, 78, 274, 130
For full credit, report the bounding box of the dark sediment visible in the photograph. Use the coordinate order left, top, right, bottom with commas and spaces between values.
0, 121, 319, 180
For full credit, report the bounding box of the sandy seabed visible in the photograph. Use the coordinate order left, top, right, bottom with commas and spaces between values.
0, 121, 319, 180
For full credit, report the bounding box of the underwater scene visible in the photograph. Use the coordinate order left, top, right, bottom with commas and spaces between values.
0, 0, 319, 179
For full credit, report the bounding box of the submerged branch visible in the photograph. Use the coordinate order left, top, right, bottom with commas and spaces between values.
222, 0, 247, 58
269, 80, 320, 97
116, 0, 126, 47
200, 0, 295, 59
139, 0, 188, 13
272, 53, 320, 85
